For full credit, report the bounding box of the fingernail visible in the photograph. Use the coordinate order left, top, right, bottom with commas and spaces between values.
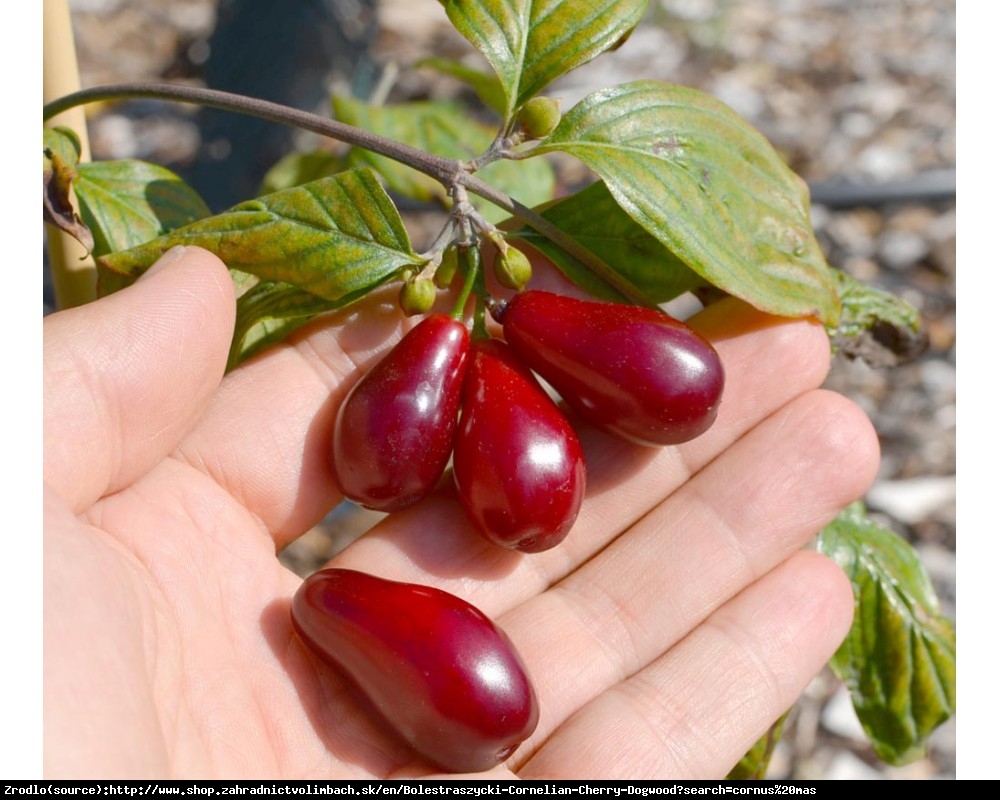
138, 245, 188, 281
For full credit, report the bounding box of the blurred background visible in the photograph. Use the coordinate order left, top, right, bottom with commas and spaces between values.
52, 0, 956, 779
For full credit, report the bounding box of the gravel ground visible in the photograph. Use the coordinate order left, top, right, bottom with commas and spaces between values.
53, 0, 956, 780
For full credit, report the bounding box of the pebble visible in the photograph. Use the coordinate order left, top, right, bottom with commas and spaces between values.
866, 476, 957, 525
879, 229, 932, 271
825, 752, 886, 781
821, 686, 869, 743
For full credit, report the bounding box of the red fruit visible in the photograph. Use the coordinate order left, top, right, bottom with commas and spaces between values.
291, 568, 539, 774
333, 315, 469, 511
496, 291, 724, 446
453, 339, 585, 553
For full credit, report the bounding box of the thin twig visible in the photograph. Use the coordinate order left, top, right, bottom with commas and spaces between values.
44, 82, 461, 185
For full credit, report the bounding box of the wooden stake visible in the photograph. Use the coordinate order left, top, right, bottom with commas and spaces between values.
44, 0, 96, 309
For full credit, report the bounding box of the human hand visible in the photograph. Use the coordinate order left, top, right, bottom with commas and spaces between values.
44, 246, 879, 778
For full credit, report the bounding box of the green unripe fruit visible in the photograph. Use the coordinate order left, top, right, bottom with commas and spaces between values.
517, 97, 561, 140
399, 277, 437, 316
495, 246, 533, 291
434, 247, 459, 289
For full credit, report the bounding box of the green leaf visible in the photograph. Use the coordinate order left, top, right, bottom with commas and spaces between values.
228, 279, 378, 370
727, 712, 788, 780
416, 56, 507, 115
818, 502, 956, 765
536, 81, 840, 325
43, 127, 93, 252
333, 96, 473, 204
98, 168, 421, 302
75, 160, 212, 257
827, 270, 929, 368
258, 150, 346, 195
506, 180, 705, 303
333, 95, 554, 222
438, 0, 649, 118
43, 126, 81, 168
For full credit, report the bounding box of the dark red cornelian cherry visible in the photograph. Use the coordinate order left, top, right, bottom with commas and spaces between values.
453, 339, 586, 553
333, 314, 469, 511
291, 568, 539, 774
496, 291, 724, 446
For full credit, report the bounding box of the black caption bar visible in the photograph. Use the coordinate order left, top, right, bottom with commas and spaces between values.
3, 782, 822, 797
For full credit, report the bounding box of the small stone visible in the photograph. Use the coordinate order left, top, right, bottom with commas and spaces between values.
821, 686, 868, 743
879, 230, 931, 271
866, 476, 956, 525
825, 751, 885, 780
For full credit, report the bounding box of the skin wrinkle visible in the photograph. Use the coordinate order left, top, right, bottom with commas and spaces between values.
45, 500, 168, 774
193, 664, 269, 775
174, 372, 329, 539
550, 581, 642, 687
173, 294, 422, 542
682, 390, 877, 589
520, 555, 852, 780
697, 613, 785, 731
71, 510, 186, 776
289, 288, 420, 383
116, 286, 215, 448
679, 470, 766, 592
45, 254, 234, 515
261, 629, 324, 776
168, 444, 271, 542
614, 673, 711, 776
499, 573, 671, 758
45, 335, 123, 507
240, 599, 326, 777
163, 558, 284, 775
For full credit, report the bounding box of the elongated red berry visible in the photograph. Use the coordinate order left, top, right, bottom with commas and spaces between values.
333, 315, 469, 511
496, 291, 724, 446
291, 568, 539, 773
453, 339, 585, 553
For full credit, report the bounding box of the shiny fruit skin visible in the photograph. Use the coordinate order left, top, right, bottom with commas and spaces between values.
291, 568, 539, 774
498, 291, 724, 446
333, 315, 469, 512
453, 339, 585, 553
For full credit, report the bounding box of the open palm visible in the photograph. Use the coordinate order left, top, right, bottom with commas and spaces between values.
44, 247, 878, 779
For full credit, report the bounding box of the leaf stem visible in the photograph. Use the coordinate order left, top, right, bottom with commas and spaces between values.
451, 242, 481, 322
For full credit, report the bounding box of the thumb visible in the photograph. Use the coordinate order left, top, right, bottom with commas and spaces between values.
44, 246, 236, 513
